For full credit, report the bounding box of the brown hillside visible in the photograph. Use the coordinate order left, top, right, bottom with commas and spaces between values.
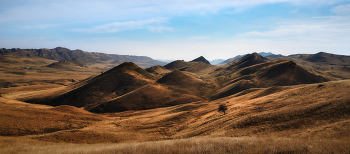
271, 53, 350, 81
7, 80, 348, 144
90, 84, 203, 113
0, 97, 105, 136
179, 62, 212, 72
211, 60, 328, 99
277, 52, 350, 71
305, 52, 350, 65
145, 65, 171, 76
157, 70, 216, 98
27, 62, 157, 109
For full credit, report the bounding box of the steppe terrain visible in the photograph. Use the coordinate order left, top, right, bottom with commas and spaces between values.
1, 49, 350, 153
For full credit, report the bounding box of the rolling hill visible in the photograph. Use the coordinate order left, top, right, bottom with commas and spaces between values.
211, 60, 328, 99
27, 62, 158, 109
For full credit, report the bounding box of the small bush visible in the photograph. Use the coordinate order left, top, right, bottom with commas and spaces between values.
218, 104, 227, 115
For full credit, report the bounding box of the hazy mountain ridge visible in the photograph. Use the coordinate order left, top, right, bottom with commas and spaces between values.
0, 47, 166, 68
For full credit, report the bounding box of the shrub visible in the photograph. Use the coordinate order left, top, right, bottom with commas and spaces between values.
218, 104, 227, 115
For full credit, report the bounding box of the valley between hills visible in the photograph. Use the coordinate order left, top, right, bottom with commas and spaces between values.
1, 48, 350, 153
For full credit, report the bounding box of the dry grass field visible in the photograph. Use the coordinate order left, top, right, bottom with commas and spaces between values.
1, 53, 350, 153
1, 80, 350, 153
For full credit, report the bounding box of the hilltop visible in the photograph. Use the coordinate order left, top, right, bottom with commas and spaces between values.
164, 56, 212, 73
190, 56, 211, 64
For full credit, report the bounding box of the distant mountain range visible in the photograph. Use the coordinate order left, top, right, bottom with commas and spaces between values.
0, 47, 166, 68
210, 59, 225, 65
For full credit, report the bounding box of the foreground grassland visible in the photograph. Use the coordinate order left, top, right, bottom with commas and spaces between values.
1, 80, 350, 153
1, 136, 350, 154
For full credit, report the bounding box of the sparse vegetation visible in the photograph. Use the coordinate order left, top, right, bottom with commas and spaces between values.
218, 104, 227, 115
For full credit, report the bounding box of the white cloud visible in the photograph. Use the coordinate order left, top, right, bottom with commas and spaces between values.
71, 17, 169, 33
21, 24, 60, 29
147, 27, 174, 32
189, 36, 210, 39
331, 4, 350, 14
240, 20, 350, 41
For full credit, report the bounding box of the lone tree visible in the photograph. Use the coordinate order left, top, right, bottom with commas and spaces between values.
218, 104, 228, 115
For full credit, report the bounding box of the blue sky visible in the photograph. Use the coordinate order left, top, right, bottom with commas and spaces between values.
0, 0, 349, 61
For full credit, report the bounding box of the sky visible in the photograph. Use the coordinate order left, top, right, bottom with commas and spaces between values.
0, 0, 349, 61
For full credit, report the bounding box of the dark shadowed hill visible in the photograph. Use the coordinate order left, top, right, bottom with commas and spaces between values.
220, 52, 276, 65
27, 62, 158, 109
211, 60, 328, 99
0, 47, 165, 68
164, 58, 212, 73
274, 52, 350, 76
90, 70, 216, 113
226, 52, 268, 70
190, 56, 211, 64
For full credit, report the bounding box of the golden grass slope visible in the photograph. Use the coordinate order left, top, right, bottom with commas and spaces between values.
0, 97, 105, 136
3, 80, 346, 141
1, 80, 350, 153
